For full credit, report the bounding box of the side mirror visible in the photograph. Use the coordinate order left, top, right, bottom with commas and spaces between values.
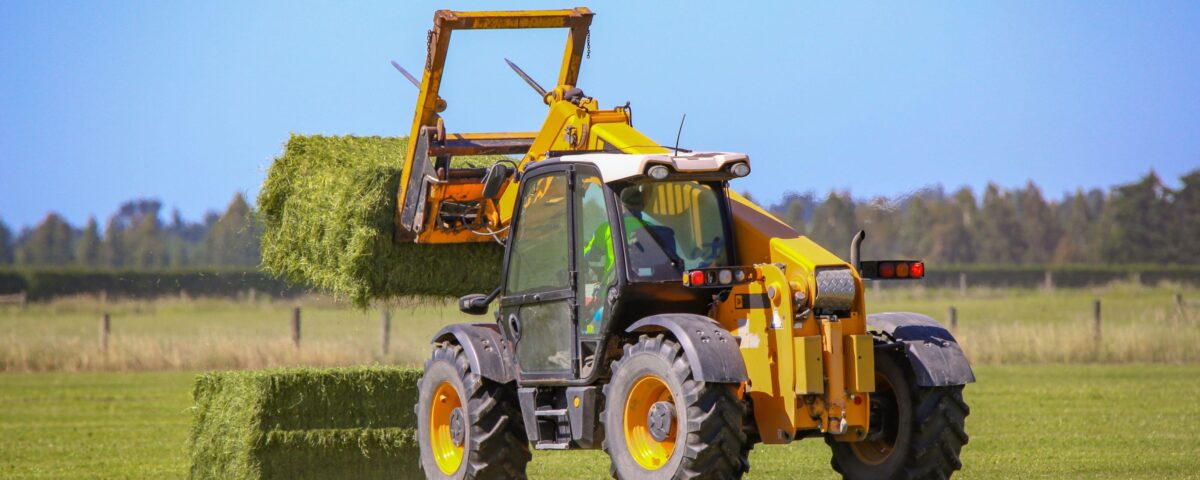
458, 287, 501, 316
458, 293, 491, 315
481, 163, 512, 199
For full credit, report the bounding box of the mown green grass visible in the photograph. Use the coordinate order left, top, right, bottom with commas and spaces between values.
2, 364, 1197, 479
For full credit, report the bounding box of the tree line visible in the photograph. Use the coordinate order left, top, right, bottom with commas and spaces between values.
763, 169, 1198, 265
0, 194, 260, 269
1, 169, 1195, 269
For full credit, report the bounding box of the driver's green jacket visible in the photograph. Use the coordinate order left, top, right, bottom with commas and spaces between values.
583, 214, 648, 278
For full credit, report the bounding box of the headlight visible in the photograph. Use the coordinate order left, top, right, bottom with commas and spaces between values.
647, 164, 670, 180
730, 162, 750, 177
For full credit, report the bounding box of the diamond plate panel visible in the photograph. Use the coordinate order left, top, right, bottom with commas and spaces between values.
814, 268, 856, 312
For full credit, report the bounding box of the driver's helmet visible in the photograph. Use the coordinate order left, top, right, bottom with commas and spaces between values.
620, 186, 646, 212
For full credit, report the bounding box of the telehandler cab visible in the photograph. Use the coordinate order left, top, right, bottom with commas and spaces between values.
401, 8, 974, 479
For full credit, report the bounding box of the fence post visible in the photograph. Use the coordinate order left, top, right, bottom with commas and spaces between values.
1043, 271, 1054, 292
249, 287, 257, 303
1177, 293, 1187, 322
291, 307, 301, 348
1092, 299, 1102, 344
100, 313, 110, 351
948, 306, 958, 333
20, 290, 27, 309
381, 308, 392, 356
958, 272, 967, 297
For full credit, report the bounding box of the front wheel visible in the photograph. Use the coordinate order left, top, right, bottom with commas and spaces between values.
602, 334, 750, 480
827, 350, 970, 479
416, 343, 531, 479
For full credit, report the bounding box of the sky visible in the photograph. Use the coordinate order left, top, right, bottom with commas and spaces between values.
1, 1, 1198, 229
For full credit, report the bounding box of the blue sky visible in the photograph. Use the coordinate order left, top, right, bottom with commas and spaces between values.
1, 1, 1197, 229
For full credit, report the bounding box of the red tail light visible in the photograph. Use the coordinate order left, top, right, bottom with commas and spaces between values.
690, 270, 706, 286
910, 262, 924, 278
879, 262, 895, 278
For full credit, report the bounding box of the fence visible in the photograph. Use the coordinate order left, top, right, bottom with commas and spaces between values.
919, 265, 1200, 289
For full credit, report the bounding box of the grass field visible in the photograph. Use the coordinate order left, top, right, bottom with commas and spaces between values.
2, 283, 1197, 371
1, 285, 1198, 478
1, 364, 1197, 479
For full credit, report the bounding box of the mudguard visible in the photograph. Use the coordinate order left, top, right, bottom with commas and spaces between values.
867, 312, 976, 387
432, 323, 516, 383
626, 314, 748, 383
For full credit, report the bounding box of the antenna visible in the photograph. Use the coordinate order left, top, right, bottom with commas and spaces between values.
389, 60, 421, 89
673, 114, 687, 155
504, 58, 548, 98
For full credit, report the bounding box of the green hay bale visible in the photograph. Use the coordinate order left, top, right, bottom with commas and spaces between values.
260, 428, 418, 480
258, 134, 506, 307
189, 367, 422, 480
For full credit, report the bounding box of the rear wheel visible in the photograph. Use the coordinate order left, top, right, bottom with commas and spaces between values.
417, 343, 531, 479
602, 334, 749, 480
827, 350, 969, 479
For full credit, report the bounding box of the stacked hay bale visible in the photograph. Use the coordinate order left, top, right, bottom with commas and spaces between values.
189, 367, 422, 480
258, 135, 505, 307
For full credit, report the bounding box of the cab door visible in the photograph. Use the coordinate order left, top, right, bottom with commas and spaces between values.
498, 168, 577, 381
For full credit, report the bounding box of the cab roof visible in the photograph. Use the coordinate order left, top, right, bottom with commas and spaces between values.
549, 152, 750, 183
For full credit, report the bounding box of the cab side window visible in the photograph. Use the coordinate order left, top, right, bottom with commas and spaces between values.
505, 172, 570, 294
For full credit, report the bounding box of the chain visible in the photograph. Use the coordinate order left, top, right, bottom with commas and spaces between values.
425, 29, 434, 70
585, 31, 591, 59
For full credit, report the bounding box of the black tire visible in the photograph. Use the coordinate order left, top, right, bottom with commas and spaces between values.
827, 350, 970, 480
416, 342, 531, 479
602, 334, 750, 480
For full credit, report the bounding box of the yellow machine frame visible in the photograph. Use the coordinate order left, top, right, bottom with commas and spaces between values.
396, 7, 874, 444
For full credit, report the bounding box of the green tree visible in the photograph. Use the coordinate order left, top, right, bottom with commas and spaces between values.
16, 213, 75, 266
897, 197, 934, 258
1053, 190, 1095, 264
807, 191, 858, 258
1015, 181, 1061, 264
101, 216, 127, 267
126, 212, 169, 268
1171, 170, 1200, 263
1098, 172, 1172, 263
772, 192, 816, 234
928, 200, 975, 263
854, 197, 900, 260
202, 193, 261, 266
0, 219, 13, 265
75, 217, 102, 266
975, 184, 1024, 264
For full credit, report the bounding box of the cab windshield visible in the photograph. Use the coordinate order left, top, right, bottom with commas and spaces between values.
616, 181, 731, 281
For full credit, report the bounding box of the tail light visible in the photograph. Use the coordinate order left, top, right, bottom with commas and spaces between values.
859, 260, 925, 280
682, 267, 757, 287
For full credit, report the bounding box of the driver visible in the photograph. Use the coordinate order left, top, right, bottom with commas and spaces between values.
580, 186, 668, 334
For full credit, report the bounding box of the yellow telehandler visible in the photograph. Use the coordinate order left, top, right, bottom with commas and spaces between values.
398, 8, 973, 479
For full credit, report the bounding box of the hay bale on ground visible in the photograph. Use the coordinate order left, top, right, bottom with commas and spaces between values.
258, 135, 505, 307
189, 367, 422, 480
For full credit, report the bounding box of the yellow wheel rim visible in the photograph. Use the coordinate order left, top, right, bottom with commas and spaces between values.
851, 375, 895, 466
430, 382, 465, 475
623, 375, 677, 470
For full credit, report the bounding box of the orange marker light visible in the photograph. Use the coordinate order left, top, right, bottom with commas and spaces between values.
896, 262, 910, 278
